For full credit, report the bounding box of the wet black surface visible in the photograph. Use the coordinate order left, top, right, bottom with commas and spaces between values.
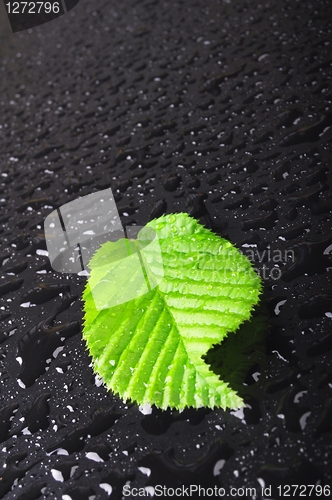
0, 0, 332, 498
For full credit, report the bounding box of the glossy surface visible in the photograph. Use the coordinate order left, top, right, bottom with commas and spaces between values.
0, 0, 331, 497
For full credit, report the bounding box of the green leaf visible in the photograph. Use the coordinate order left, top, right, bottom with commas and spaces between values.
82, 213, 262, 410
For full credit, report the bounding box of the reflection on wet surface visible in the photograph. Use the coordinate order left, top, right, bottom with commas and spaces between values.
0, 0, 331, 496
